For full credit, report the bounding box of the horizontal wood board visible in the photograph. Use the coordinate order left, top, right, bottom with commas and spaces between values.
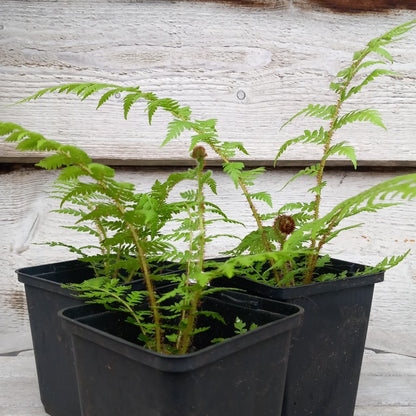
1, 166, 415, 357
1, 350, 415, 415
1, 1, 416, 166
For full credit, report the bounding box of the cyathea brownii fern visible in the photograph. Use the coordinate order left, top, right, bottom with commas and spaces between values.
0, 123, 240, 354
1, 20, 416, 353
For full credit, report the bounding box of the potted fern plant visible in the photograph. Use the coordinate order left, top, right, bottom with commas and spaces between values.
0, 127, 303, 416
12, 149, 188, 416
1, 18, 415, 416
212, 20, 416, 416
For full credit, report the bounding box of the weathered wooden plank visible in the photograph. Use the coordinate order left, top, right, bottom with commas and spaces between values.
0, 350, 414, 415
356, 351, 416, 407
1, 1, 415, 165
1, 166, 415, 357
295, 0, 416, 12
0, 353, 46, 416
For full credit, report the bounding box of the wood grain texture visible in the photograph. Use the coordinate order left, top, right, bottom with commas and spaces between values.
0, 350, 414, 415
297, 0, 416, 12
0, 166, 415, 356
0, 1, 415, 165
2, 354, 412, 415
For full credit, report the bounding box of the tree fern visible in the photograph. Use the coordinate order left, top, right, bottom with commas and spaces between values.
277, 20, 416, 283
1, 21, 415, 347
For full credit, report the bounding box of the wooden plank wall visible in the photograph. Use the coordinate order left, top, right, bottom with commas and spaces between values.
0, 0, 415, 360
1, 0, 416, 166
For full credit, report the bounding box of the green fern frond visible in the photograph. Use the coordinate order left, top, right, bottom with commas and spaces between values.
219, 141, 249, 158
52, 206, 85, 217
20, 83, 118, 104
0, 122, 60, 152
62, 224, 101, 237
123, 92, 144, 120
41, 241, 90, 257
189, 132, 220, 150
356, 251, 411, 276
352, 20, 416, 64
240, 167, 266, 187
308, 181, 327, 196
278, 201, 315, 215
356, 60, 388, 71
59, 183, 104, 207
36, 154, 72, 170
96, 87, 128, 109
146, 98, 182, 124
289, 173, 416, 249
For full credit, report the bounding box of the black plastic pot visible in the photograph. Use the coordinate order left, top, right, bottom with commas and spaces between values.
17, 260, 95, 416
17, 259, 179, 416
213, 257, 384, 416
60, 291, 303, 416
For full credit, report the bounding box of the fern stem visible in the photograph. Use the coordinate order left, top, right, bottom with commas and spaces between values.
73, 159, 164, 353
196, 157, 206, 270
175, 205, 194, 352
177, 287, 203, 354
113, 210, 163, 351
208, 143, 280, 282
176, 148, 207, 353
304, 51, 372, 284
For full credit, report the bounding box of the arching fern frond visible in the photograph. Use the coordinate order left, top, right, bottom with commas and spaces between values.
279, 164, 321, 191
287, 173, 416, 252
164, 119, 195, 146
20, 82, 120, 104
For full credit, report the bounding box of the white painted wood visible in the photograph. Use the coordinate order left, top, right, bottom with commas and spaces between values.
0, 350, 414, 415
1, 167, 415, 356
0, 1, 415, 412
0, 353, 46, 416
1, 1, 416, 165
356, 351, 416, 408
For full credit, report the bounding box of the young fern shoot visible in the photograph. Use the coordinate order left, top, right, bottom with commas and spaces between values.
276, 19, 416, 284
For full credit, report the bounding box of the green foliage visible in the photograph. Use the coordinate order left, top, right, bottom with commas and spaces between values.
0, 121, 246, 354
355, 251, 411, 276
1, 19, 415, 353
275, 19, 416, 284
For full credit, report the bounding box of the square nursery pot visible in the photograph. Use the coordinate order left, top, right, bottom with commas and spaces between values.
60, 290, 304, 416
213, 257, 384, 416
17, 260, 95, 416
17, 259, 179, 416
